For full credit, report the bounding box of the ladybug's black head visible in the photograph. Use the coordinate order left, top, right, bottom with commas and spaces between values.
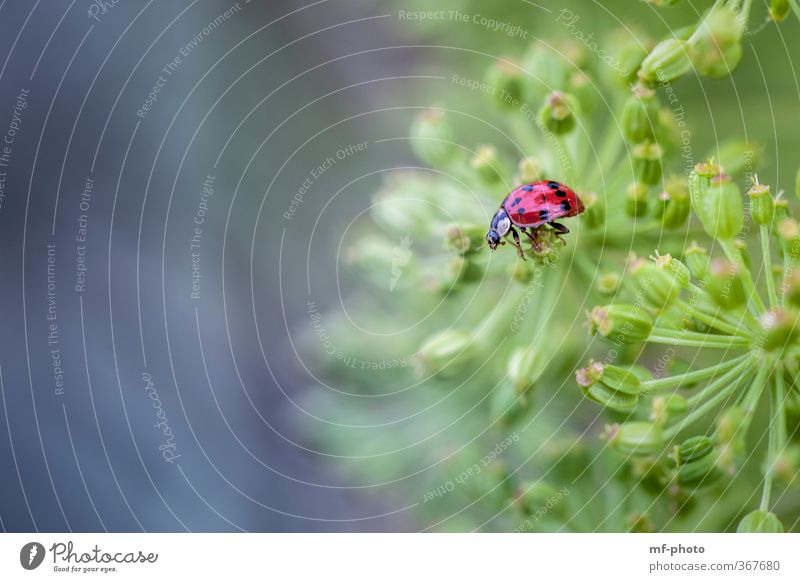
486, 229, 501, 251
486, 209, 510, 251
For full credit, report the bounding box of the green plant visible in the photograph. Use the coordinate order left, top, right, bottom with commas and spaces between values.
300, 1, 800, 531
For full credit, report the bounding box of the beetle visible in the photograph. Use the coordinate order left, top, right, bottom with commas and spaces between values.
486, 180, 584, 259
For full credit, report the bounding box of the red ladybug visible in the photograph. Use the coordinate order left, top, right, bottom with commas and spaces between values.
486, 180, 584, 259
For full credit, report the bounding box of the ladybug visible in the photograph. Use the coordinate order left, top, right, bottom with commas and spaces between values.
486, 180, 584, 259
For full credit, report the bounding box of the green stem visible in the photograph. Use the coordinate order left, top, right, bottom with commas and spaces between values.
685, 359, 752, 407
675, 298, 749, 337
760, 225, 779, 308
642, 353, 753, 392
665, 360, 757, 439
761, 369, 788, 511
720, 238, 767, 315
648, 328, 751, 349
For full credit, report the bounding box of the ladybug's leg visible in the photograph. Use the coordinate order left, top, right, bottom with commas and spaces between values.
549, 222, 569, 245
509, 226, 526, 260
521, 226, 544, 252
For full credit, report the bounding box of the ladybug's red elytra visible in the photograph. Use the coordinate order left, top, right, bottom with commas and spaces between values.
486, 180, 585, 259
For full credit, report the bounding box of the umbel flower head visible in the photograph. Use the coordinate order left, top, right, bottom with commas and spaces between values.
306, 2, 800, 532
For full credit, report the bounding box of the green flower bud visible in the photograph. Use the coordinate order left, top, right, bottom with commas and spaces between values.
656, 175, 691, 229
622, 84, 659, 143
770, 0, 790, 21
760, 308, 800, 352
688, 161, 721, 224
684, 242, 709, 279
713, 140, 762, 177
748, 183, 774, 226
676, 436, 714, 465
471, 145, 505, 185
704, 259, 747, 309
508, 345, 547, 395
414, 330, 474, 378
589, 304, 654, 343
653, 252, 691, 288
576, 366, 640, 413
632, 142, 664, 185
580, 192, 605, 229
736, 510, 784, 533
689, 4, 744, 78
702, 174, 744, 240
444, 224, 486, 255
538, 91, 578, 135
596, 271, 621, 296
626, 182, 649, 217
485, 58, 525, 109
629, 254, 682, 307
677, 451, 720, 487
410, 109, 457, 167
638, 38, 692, 85
610, 421, 665, 457
517, 156, 542, 183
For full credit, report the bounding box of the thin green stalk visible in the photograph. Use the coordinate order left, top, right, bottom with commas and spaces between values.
642, 353, 753, 392
720, 238, 767, 315
648, 328, 751, 349
665, 360, 758, 439
760, 225, 779, 308
675, 298, 749, 337
761, 369, 788, 511
686, 358, 753, 407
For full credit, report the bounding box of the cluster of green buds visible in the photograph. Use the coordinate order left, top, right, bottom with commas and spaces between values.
317, 9, 798, 532
579, 161, 800, 531
638, 1, 750, 83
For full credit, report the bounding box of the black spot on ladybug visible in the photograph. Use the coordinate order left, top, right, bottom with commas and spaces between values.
511, 196, 522, 206
522, 184, 534, 191
555, 189, 567, 198
560, 200, 571, 212
517, 207, 526, 215
547, 181, 560, 189
539, 209, 549, 221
